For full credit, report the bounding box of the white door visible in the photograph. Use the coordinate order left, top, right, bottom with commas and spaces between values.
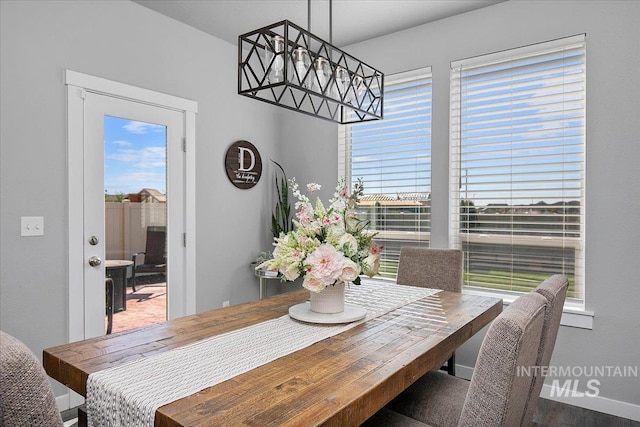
83, 92, 185, 337
67, 71, 197, 343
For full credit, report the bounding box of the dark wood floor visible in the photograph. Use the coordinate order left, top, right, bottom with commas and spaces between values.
62, 398, 638, 426
533, 398, 639, 427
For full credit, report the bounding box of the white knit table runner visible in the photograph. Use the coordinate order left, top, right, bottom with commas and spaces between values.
86, 280, 440, 427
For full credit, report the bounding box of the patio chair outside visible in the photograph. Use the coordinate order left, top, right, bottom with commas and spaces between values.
131, 225, 166, 291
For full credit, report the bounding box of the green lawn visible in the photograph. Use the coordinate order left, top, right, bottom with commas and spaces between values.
464, 270, 577, 298
375, 261, 576, 298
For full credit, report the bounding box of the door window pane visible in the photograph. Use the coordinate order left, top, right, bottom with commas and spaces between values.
104, 116, 167, 330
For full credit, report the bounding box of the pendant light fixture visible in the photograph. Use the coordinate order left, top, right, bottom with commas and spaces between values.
238, 0, 384, 124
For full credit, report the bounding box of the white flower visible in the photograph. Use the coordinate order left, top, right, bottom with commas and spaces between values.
362, 253, 380, 278
265, 177, 380, 293
306, 183, 321, 193
283, 263, 301, 281
337, 233, 358, 256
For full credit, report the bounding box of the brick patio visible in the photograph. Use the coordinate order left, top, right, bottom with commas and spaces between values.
108, 276, 166, 334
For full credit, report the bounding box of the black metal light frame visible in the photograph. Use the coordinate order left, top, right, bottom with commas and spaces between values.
238, 20, 384, 124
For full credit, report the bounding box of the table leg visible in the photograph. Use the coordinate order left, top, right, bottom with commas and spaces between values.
78, 405, 87, 427
120, 267, 127, 310
105, 278, 114, 335
259, 277, 265, 300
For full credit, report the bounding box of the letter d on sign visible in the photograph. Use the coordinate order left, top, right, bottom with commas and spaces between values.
237, 147, 256, 171
224, 140, 262, 189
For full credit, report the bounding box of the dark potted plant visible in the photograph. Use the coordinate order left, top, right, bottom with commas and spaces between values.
270, 159, 292, 238
251, 160, 291, 276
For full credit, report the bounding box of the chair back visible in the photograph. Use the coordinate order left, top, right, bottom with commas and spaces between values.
0, 331, 64, 426
397, 247, 463, 292
459, 292, 547, 427
521, 274, 569, 425
144, 226, 166, 265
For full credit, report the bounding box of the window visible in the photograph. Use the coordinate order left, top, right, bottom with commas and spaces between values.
340, 68, 432, 279
449, 35, 586, 303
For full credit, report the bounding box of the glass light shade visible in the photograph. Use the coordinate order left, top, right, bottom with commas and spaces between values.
291, 47, 310, 86
349, 75, 365, 104
265, 35, 285, 83
312, 57, 330, 93
331, 66, 350, 101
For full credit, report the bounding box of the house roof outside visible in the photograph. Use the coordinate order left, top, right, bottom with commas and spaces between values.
105, 188, 167, 203
358, 193, 431, 207
137, 188, 166, 203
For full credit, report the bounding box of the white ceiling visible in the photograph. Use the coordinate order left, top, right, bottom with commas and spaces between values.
133, 0, 505, 47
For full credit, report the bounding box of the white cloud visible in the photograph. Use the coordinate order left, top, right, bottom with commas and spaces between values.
106, 146, 166, 168
112, 140, 132, 147
123, 121, 165, 134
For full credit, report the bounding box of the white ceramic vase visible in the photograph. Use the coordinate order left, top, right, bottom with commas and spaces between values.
309, 281, 345, 314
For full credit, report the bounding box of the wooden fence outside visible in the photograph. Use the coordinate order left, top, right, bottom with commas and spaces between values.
105, 201, 166, 261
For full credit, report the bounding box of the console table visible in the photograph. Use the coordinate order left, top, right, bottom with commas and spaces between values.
254, 268, 281, 299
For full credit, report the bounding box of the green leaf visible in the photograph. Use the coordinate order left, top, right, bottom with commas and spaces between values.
270, 159, 291, 238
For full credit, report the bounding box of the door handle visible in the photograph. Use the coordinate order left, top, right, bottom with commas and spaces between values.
88, 256, 102, 267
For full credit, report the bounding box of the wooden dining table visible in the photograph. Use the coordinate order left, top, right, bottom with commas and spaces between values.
44, 283, 502, 427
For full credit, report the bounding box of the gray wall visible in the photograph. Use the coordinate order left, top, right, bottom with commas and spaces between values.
278, 111, 339, 201
341, 0, 640, 409
0, 0, 284, 397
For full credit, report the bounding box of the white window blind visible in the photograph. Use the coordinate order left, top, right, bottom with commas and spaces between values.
449, 35, 586, 302
340, 68, 432, 279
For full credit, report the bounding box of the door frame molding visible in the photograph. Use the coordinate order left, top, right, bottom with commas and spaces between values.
66, 70, 197, 346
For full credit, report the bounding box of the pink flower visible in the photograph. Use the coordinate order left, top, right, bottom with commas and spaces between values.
303, 276, 326, 292
371, 244, 383, 255
340, 258, 360, 282
296, 205, 313, 223
305, 244, 344, 286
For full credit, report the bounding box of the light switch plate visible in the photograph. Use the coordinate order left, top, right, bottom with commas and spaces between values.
21, 216, 44, 236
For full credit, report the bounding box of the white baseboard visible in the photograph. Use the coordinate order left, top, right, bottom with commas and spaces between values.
55, 393, 70, 412
540, 384, 640, 422
56, 391, 84, 412
454, 364, 640, 422
455, 364, 474, 381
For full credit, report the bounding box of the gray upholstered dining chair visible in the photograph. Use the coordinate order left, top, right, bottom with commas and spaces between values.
0, 331, 64, 427
521, 274, 568, 426
396, 247, 463, 292
363, 290, 547, 427
396, 247, 463, 375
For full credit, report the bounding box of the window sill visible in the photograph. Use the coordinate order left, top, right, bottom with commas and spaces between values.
462, 288, 594, 330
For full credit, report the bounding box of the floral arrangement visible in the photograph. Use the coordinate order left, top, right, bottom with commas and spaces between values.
260, 177, 382, 293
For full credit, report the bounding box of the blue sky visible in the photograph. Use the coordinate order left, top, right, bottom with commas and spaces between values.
103, 116, 167, 195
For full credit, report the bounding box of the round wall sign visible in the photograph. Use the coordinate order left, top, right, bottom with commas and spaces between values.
224, 140, 262, 189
